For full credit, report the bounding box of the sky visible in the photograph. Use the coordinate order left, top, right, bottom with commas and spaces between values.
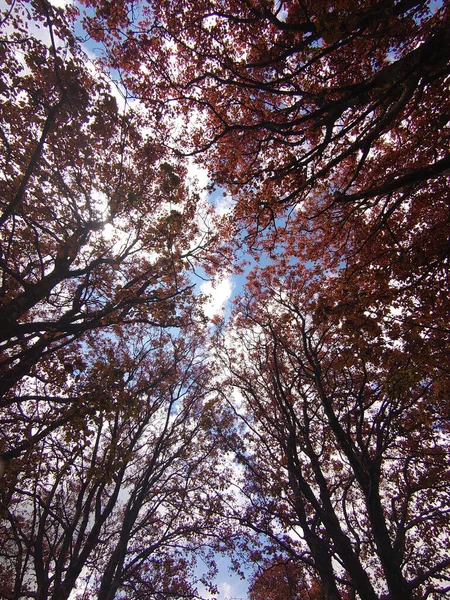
198, 185, 237, 319
198, 556, 249, 600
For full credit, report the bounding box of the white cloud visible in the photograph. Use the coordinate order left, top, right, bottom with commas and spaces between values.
216, 570, 249, 599
187, 158, 210, 198
221, 582, 233, 597
200, 277, 233, 318
48, 0, 73, 7
199, 567, 248, 600
214, 192, 235, 216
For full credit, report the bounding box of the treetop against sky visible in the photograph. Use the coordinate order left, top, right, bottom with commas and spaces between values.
0, 0, 449, 599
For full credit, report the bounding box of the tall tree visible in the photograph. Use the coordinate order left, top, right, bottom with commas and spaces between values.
80, 0, 450, 240
211, 260, 450, 600
0, 0, 226, 459
3, 1, 450, 598
78, 0, 450, 386
0, 325, 222, 600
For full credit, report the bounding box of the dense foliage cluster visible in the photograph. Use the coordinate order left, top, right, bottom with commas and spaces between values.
0, 0, 449, 598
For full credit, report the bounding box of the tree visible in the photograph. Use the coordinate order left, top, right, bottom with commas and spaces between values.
0, 5, 231, 597
0, 0, 227, 459
78, 0, 450, 394
80, 0, 450, 239
2, 1, 450, 599
249, 560, 324, 600
0, 325, 222, 600
211, 259, 450, 599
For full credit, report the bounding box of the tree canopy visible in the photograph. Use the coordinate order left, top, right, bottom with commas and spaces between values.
1, 0, 449, 599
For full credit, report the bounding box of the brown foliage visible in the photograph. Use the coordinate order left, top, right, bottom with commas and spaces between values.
2, 1, 450, 599
0, 0, 225, 450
